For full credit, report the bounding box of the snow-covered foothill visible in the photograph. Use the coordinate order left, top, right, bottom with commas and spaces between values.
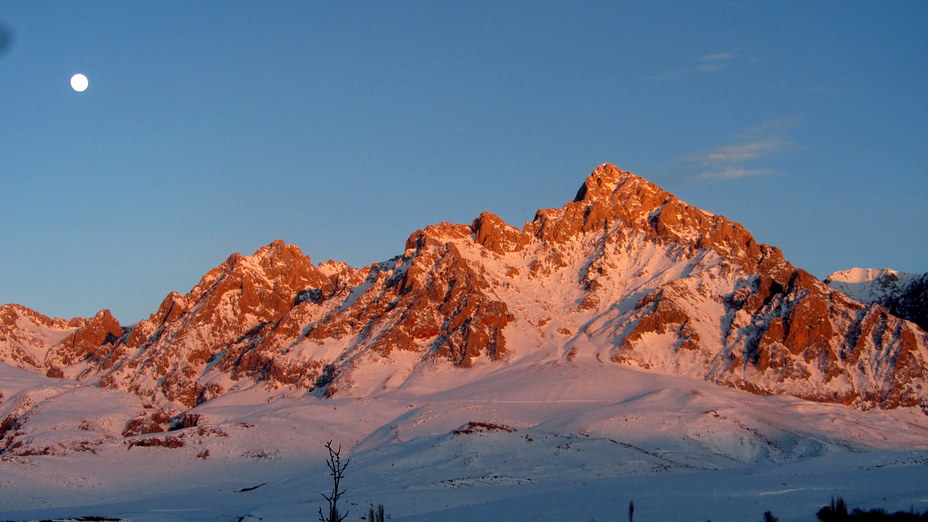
2, 357, 928, 521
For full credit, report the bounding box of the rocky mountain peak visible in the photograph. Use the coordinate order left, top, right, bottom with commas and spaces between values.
529, 164, 790, 281
827, 267, 906, 285
45, 309, 123, 373
573, 163, 666, 209
405, 222, 473, 252
573, 163, 630, 202
85, 241, 340, 405
252, 239, 311, 270
472, 211, 530, 254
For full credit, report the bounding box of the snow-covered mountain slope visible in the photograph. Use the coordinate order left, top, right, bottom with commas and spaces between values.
826, 268, 922, 300
2, 164, 927, 415
2, 359, 927, 521
826, 267, 928, 332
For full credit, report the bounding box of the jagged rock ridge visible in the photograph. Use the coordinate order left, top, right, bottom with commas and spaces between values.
1, 164, 926, 412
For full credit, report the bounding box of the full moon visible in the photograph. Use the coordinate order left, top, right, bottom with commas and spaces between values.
70, 73, 89, 92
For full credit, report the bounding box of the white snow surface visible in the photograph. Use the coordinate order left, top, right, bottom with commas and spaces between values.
826, 267, 923, 304
2, 356, 928, 522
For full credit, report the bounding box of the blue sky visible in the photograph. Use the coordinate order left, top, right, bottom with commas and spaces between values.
2, 2, 926, 323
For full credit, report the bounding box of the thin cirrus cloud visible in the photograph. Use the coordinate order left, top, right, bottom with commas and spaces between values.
696, 167, 772, 181
695, 52, 737, 73
689, 140, 781, 165
647, 52, 737, 80
699, 52, 737, 62
688, 120, 796, 181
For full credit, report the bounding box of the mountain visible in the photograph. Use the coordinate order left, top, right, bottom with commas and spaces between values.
3, 164, 928, 520
826, 267, 928, 332
2, 164, 927, 414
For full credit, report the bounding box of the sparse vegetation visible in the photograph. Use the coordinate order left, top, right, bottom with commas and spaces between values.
574, 498, 928, 522
367, 503, 385, 522
312, 441, 388, 522
318, 440, 349, 522
819, 497, 850, 521
817, 497, 928, 520
11, 496, 928, 522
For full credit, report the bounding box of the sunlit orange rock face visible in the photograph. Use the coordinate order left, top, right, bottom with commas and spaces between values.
46, 309, 123, 370
472, 211, 530, 254
291, 222, 513, 372
1, 164, 926, 411
92, 240, 336, 405
718, 270, 925, 409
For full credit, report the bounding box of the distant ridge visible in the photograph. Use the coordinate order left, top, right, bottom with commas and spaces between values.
826, 267, 928, 331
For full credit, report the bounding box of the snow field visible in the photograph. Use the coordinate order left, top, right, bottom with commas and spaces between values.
2, 359, 928, 521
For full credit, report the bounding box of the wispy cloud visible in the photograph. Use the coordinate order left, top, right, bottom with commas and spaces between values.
694, 63, 727, 73
647, 51, 738, 80
686, 119, 797, 182
698, 52, 737, 62
688, 140, 781, 165
696, 167, 772, 180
